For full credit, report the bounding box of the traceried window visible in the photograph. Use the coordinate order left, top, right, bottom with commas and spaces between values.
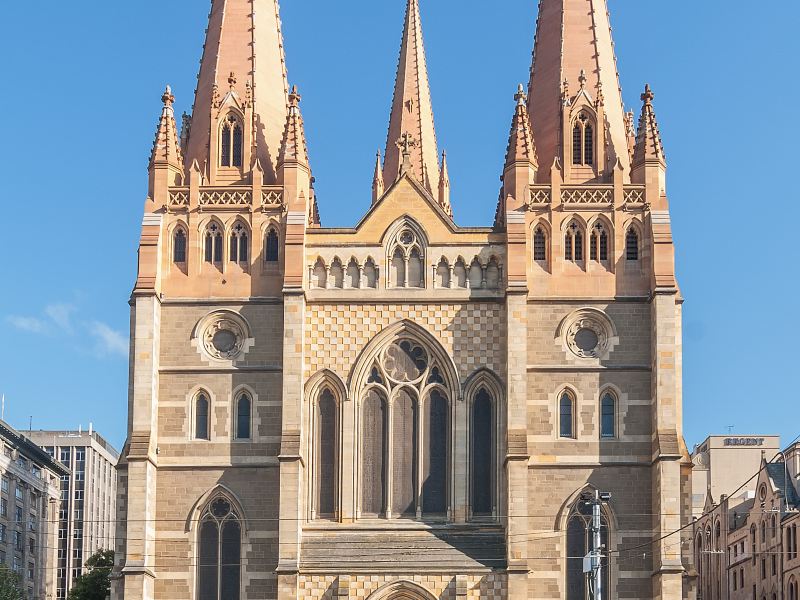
195, 393, 210, 440
566, 497, 609, 600
626, 228, 640, 261
388, 228, 424, 288
565, 221, 584, 262
572, 112, 595, 166
229, 222, 249, 265
314, 388, 338, 519
600, 392, 616, 438
220, 114, 243, 168
197, 497, 241, 600
235, 394, 251, 440
534, 226, 548, 262
205, 223, 223, 265
173, 227, 187, 264
590, 222, 609, 263
265, 228, 279, 263
560, 391, 575, 438
471, 388, 494, 517
359, 338, 450, 519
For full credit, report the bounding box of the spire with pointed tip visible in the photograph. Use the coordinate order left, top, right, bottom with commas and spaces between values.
438, 151, 452, 217
372, 150, 385, 204
150, 86, 183, 168
527, 0, 630, 178
383, 0, 440, 191
184, 0, 289, 181
632, 84, 666, 168
504, 84, 537, 168
278, 86, 309, 167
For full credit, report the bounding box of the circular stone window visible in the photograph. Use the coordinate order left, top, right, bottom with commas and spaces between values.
561, 309, 616, 360
197, 311, 251, 362
573, 327, 599, 354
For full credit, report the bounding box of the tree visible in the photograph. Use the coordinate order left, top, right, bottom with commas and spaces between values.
67, 550, 114, 600
0, 566, 23, 600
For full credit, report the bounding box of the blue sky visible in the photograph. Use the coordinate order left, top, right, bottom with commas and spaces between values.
0, 0, 797, 452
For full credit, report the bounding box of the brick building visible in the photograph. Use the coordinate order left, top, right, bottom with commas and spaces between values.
114, 0, 693, 598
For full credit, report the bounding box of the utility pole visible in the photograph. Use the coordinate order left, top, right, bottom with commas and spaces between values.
584, 490, 612, 600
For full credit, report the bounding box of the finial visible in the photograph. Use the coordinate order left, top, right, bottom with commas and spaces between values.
578, 69, 587, 90
228, 71, 237, 89
642, 84, 655, 105
161, 85, 175, 107
514, 83, 526, 106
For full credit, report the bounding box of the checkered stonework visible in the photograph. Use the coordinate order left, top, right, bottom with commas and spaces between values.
305, 303, 505, 385
296, 574, 507, 600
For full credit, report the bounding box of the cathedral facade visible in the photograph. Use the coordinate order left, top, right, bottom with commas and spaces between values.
114, 1, 693, 599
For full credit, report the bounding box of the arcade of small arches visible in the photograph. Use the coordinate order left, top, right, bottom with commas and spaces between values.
170, 219, 281, 270
531, 218, 642, 268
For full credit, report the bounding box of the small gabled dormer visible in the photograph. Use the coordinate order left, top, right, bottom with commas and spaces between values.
562, 71, 606, 183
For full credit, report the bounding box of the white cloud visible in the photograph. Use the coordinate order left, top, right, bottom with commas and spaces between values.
6, 316, 48, 333
45, 303, 76, 333
90, 322, 129, 358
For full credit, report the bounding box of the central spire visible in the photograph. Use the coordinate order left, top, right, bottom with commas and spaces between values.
383, 0, 440, 192
184, 0, 289, 182
527, 0, 631, 181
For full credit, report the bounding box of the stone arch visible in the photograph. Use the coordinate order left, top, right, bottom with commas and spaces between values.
184, 484, 248, 535
306, 369, 348, 404
365, 580, 437, 600
348, 320, 459, 396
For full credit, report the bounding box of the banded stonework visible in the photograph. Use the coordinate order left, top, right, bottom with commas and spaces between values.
114, 0, 694, 599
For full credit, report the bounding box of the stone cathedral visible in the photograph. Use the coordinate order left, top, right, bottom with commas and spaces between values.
114, 0, 694, 599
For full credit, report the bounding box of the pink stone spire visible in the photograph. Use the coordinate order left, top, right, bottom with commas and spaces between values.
633, 84, 666, 168
527, 0, 630, 178
504, 84, 537, 168
150, 86, 183, 168
184, 0, 289, 181
383, 0, 440, 192
278, 86, 309, 167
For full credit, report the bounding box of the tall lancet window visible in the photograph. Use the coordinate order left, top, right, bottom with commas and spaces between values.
566, 497, 610, 600
221, 114, 243, 168
315, 388, 338, 519
265, 228, 279, 263
572, 112, 595, 166
197, 496, 241, 600
471, 388, 494, 517
590, 222, 609, 263
565, 221, 584, 263
626, 228, 640, 261
229, 222, 249, 265
173, 227, 187, 264
205, 223, 223, 265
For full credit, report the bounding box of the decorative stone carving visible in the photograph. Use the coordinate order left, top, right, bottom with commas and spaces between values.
193, 311, 254, 364
558, 308, 618, 360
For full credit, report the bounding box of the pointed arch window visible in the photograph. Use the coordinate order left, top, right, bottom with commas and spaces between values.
626, 228, 640, 261
229, 222, 249, 265
600, 392, 616, 438
220, 114, 243, 168
195, 393, 210, 441
315, 388, 338, 519
566, 497, 609, 600
559, 391, 575, 439
565, 221, 584, 262
205, 223, 223, 265
590, 222, 609, 263
471, 388, 494, 517
235, 394, 251, 440
265, 228, 279, 263
388, 228, 424, 288
361, 389, 388, 517
197, 497, 241, 600
173, 227, 187, 264
422, 389, 448, 516
534, 226, 548, 262
572, 111, 595, 166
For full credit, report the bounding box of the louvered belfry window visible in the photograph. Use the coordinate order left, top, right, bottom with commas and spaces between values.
220, 114, 243, 168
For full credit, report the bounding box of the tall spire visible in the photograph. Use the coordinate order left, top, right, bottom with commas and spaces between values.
504, 85, 537, 169
184, 0, 289, 181
372, 151, 385, 204
383, 0, 440, 192
438, 151, 451, 217
527, 0, 630, 179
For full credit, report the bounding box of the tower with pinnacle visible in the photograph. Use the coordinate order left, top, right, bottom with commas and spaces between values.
116, 0, 691, 599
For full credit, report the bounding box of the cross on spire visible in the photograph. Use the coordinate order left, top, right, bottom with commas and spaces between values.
397, 132, 417, 176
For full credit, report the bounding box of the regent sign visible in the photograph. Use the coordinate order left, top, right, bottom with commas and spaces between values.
724, 438, 766, 447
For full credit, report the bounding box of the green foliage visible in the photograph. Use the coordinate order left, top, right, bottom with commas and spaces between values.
67, 550, 114, 600
0, 566, 23, 600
